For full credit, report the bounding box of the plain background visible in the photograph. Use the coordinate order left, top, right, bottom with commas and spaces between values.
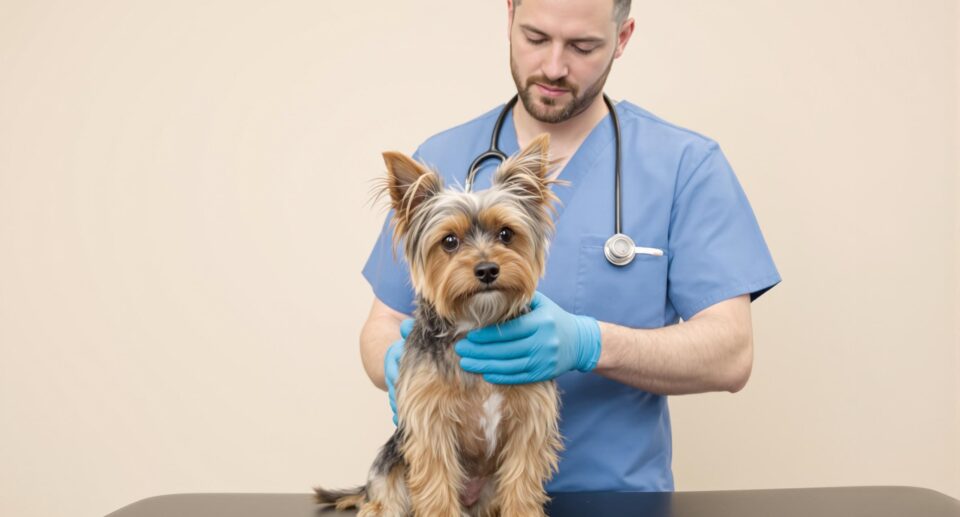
0, 1, 957, 516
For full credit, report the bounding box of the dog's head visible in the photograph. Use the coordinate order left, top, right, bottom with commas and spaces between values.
380, 134, 559, 328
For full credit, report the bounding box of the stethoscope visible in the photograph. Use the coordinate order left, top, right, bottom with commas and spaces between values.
466, 93, 664, 267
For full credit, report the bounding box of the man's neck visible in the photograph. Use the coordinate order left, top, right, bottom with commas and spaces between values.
513, 93, 611, 170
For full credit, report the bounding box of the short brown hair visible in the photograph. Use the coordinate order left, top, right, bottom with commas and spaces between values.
514, 0, 632, 23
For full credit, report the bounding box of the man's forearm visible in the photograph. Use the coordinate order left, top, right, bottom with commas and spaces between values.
592, 295, 753, 395
359, 313, 403, 391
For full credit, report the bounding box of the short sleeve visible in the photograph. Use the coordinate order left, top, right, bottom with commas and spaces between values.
360, 148, 423, 315
667, 143, 781, 320
361, 210, 416, 315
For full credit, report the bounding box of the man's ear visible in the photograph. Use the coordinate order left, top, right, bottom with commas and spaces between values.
381, 152, 441, 220
614, 17, 635, 59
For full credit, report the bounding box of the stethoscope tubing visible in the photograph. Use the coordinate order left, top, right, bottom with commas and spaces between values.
465, 96, 518, 193
466, 94, 660, 266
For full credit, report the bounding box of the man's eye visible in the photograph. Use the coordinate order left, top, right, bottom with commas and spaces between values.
441, 234, 460, 252
572, 45, 595, 55
527, 37, 547, 45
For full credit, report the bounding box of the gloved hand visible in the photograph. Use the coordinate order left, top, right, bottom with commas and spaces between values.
385, 318, 414, 425
455, 291, 602, 384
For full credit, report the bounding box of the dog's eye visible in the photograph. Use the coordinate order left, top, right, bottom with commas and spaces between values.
441, 234, 460, 252
498, 227, 514, 244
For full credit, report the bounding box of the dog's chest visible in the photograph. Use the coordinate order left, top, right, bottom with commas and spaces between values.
458, 382, 504, 474
478, 391, 503, 458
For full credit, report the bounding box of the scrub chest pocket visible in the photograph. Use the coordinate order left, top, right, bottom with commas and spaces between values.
574, 234, 668, 328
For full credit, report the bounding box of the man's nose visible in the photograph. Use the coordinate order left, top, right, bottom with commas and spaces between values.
541, 43, 568, 81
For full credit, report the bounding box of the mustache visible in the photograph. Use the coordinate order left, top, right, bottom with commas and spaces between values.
525, 75, 574, 91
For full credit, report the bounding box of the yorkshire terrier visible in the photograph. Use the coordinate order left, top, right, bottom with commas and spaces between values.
315, 134, 562, 516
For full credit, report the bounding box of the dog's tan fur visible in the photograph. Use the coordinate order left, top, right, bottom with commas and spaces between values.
316, 135, 561, 516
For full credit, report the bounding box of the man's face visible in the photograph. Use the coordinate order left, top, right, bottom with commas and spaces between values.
509, 0, 627, 123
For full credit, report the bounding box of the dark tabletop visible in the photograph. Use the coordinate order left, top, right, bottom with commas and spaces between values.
107, 486, 960, 517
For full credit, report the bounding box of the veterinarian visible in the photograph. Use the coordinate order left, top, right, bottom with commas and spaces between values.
358, 0, 780, 492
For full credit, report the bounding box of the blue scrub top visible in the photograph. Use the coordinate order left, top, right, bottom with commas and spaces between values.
362, 100, 781, 492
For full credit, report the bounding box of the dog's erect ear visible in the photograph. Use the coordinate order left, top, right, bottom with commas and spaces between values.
493, 133, 559, 207
381, 152, 442, 219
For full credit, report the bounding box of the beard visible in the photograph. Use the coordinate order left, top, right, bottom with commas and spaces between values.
509, 47, 615, 124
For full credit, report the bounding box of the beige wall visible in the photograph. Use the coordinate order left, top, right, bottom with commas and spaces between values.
0, 1, 956, 516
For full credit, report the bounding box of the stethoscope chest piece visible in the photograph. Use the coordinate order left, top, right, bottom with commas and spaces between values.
604, 233, 637, 266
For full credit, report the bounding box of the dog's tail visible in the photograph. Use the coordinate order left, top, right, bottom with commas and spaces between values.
314, 485, 366, 510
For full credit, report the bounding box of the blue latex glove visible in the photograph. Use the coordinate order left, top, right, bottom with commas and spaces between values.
385, 318, 414, 425
455, 291, 602, 384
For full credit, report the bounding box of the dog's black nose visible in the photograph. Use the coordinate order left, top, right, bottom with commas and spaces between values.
474, 262, 500, 284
